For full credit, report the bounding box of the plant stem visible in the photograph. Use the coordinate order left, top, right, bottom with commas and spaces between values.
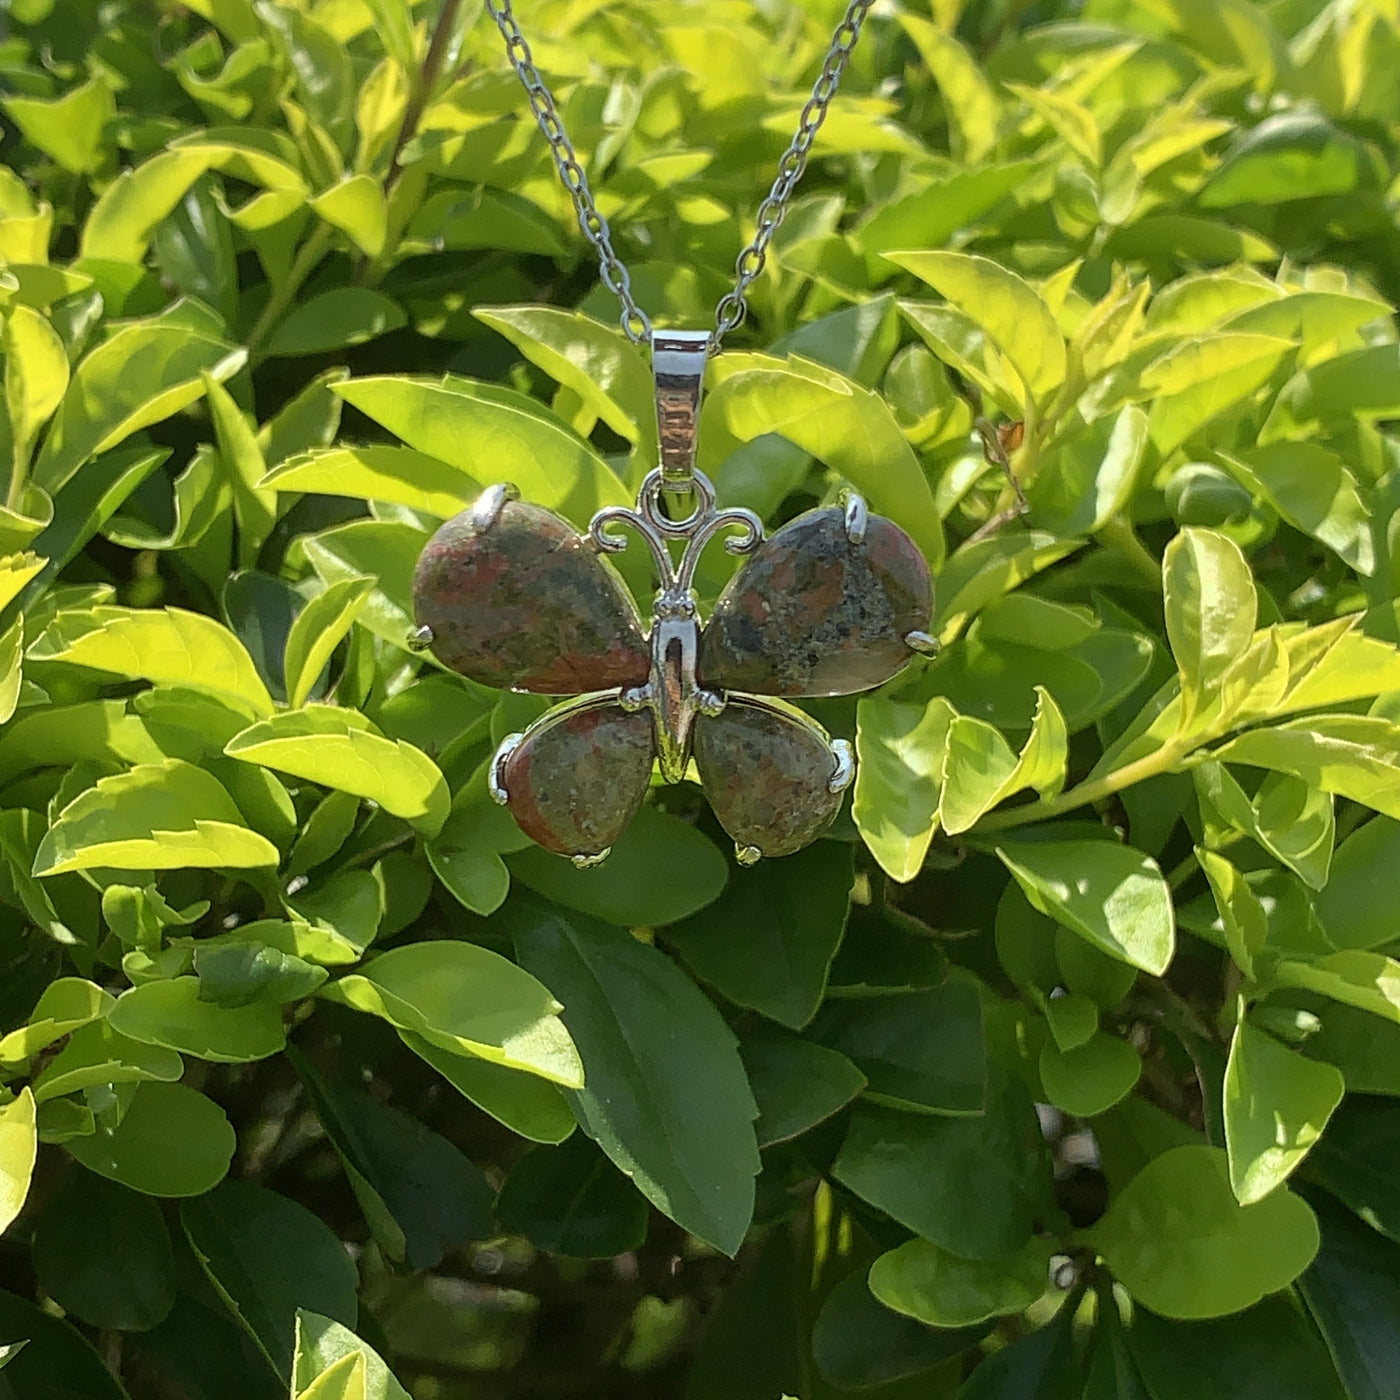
246, 224, 333, 364
385, 0, 463, 195
973, 738, 1192, 835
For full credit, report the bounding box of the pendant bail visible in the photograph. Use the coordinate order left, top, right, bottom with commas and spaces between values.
652, 329, 711, 491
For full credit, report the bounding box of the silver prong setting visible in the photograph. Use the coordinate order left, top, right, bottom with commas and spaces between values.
619, 684, 652, 713
468, 483, 519, 534
572, 849, 610, 869
408, 623, 435, 653
489, 733, 523, 805
735, 844, 761, 867
829, 738, 854, 794
842, 492, 868, 544
697, 689, 726, 717
905, 630, 940, 656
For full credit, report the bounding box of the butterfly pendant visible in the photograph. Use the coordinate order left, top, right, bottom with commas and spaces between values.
410, 465, 935, 869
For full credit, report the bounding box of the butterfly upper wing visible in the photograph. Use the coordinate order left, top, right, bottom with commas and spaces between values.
697, 504, 931, 697
413, 488, 650, 694
693, 696, 848, 860
496, 695, 655, 859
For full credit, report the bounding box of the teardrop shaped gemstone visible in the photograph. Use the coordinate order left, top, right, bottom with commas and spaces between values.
694, 698, 843, 858
499, 698, 655, 857
414, 490, 650, 693
698, 506, 932, 697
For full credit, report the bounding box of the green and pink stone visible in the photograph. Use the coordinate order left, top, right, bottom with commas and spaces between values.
411, 483, 933, 865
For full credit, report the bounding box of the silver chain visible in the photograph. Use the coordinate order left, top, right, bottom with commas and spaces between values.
483, 0, 875, 351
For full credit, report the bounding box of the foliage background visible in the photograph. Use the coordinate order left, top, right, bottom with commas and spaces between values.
3, 0, 1400, 1396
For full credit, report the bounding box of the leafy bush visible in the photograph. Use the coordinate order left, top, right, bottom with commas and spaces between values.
2, 0, 1400, 1394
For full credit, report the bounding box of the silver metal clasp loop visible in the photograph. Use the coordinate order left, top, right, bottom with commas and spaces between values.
652, 329, 711, 492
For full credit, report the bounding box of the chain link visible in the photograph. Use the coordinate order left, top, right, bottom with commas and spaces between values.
483, 0, 875, 350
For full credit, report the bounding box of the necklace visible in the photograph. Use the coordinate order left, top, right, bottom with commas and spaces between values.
410, 0, 935, 868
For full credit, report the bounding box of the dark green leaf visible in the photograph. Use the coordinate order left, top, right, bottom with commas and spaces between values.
293, 1049, 492, 1269
512, 897, 760, 1257
739, 1025, 865, 1148
666, 841, 851, 1028
32, 1168, 175, 1331
495, 1133, 648, 1259
181, 1179, 359, 1383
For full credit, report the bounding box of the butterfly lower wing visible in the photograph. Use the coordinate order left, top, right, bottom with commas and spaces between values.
494, 695, 655, 862
414, 485, 650, 694
694, 696, 852, 862
697, 502, 932, 697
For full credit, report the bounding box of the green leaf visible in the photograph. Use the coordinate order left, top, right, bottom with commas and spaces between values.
812, 1268, 987, 1389
475, 305, 656, 453
0, 613, 21, 726
853, 695, 956, 882
1219, 443, 1374, 575
1200, 110, 1378, 207
320, 939, 583, 1087
666, 841, 851, 1029
1275, 951, 1400, 1024
32, 1168, 175, 1330
939, 715, 1018, 835
4, 77, 114, 174
1086, 1145, 1319, 1318
1299, 1192, 1400, 1400
512, 898, 760, 1257
1044, 993, 1098, 1052
868, 1235, 1052, 1327
30, 605, 274, 716
309, 175, 388, 258
292, 1048, 493, 1270
0, 1089, 36, 1235
1307, 1098, 1400, 1243
225, 707, 448, 836
292, 1312, 410, 1400
1128, 1296, 1347, 1400
738, 1026, 866, 1148
264, 289, 406, 358
0, 979, 113, 1067
1162, 527, 1257, 723
1313, 816, 1400, 950
0, 1289, 129, 1400
332, 376, 629, 526
886, 250, 1066, 403
1039, 1032, 1141, 1118
401, 1032, 575, 1144
494, 1133, 648, 1260
832, 1073, 1050, 1261
193, 942, 326, 1009
107, 978, 286, 1064
283, 577, 374, 709
809, 978, 985, 1115
1196, 847, 1268, 978
31, 1020, 183, 1102
1217, 715, 1400, 821
33, 759, 280, 876
703, 352, 944, 567
506, 805, 727, 927
203, 375, 275, 565
995, 840, 1175, 976
262, 446, 477, 517
32, 311, 244, 496
897, 14, 998, 162
297, 1354, 366, 1400
5, 303, 68, 467
182, 1179, 359, 1383
1027, 406, 1149, 540
67, 1081, 236, 1197
1223, 1021, 1343, 1205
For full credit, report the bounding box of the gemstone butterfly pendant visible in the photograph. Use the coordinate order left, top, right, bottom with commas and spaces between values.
410, 332, 936, 867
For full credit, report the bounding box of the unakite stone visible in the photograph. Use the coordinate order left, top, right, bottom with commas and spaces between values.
414, 492, 649, 693
694, 698, 843, 858
698, 507, 932, 697
500, 700, 655, 857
